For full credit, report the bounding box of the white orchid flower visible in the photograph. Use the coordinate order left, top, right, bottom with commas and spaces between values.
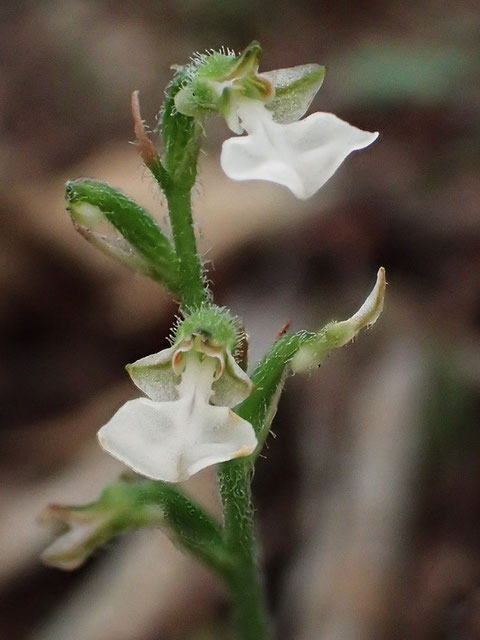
97, 335, 257, 483
174, 45, 378, 200
220, 87, 378, 200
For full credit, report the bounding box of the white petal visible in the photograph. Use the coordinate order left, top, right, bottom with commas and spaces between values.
97, 396, 257, 483
225, 101, 244, 134
183, 409, 257, 478
211, 349, 253, 407
221, 102, 378, 200
262, 63, 325, 123
126, 345, 179, 401
192, 341, 253, 406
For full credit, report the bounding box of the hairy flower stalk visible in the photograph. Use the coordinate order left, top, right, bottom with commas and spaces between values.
41, 41, 383, 640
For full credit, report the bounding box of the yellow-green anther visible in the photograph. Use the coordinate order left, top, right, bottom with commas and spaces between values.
233, 74, 274, 102
291, 267, 386, 373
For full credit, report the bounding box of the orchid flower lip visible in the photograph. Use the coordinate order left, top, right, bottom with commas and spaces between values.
97, 338, 257, 483
220, 97, 378, 200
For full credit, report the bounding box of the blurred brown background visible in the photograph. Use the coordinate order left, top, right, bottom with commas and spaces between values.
1, 1, 480, 639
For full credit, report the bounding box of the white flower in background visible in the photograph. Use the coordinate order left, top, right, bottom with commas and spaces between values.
98, 335, 257, 483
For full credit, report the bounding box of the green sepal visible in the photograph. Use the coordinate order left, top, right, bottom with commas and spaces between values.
174, 42, 272, 128
66, 179, 181, 294
41, 478, 232, 576
223, 41, 263, 80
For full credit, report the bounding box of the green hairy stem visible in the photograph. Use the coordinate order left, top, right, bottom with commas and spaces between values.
142, 74, 208, 311
163, 183, 208, 310
218, 460, 273, 640
216, 332, 315, 639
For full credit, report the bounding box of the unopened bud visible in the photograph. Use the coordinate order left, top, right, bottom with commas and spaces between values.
291, 267, 386, 373
66, 179, 180, 291
40, 484, 165, 570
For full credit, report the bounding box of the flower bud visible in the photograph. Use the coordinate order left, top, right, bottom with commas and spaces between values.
40, 483, 164, 570
66, 180, 180, 291
291, 268, 386, 373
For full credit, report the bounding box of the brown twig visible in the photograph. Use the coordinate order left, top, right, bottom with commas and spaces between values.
131, 90, 157, 167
